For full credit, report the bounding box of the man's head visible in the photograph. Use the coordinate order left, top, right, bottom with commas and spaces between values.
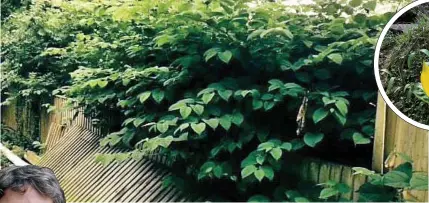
0, 165, 65, 203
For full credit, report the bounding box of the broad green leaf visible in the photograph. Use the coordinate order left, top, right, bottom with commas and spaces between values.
123, 118, 135, 126
304, 132, 324, 147
264, 101, 275, 111
218, 50, 233, 64
268, 79, 284, 91
122, 79, 131, 86
122, 131, 134, 147
280, 142, 292, 151
190, 104, 204, 115
322, 97, 336, 106
261, 27, 293, 39
258, 142, 274, 152
133, 118, 145, 127
191, 123, 206, 135
179, 106, 192, 119
152, 89, 165, 103
420, 49, 429, 57
247, 29, 265, 40
157, 122, 169, 133
394, 162, 413, 178
261, 93, 274, 100
335, 100, 348, 116
219, 115, 232, 130
98, 80, 108, 88
168, 99, 190, 111
200, 161, 216, 173
252, 99, 263, 110
410, 172, 428, 190
352, 132, 371, 145
241, 165, 257, 178
313, 108, 329, 124
254, 169, 265, 182
89, 80, 98, 88
327, 53, 343, 65
202, 118, 219, 130
303, 40, 313, 48
202, 92, 215, 104
352, 167, 375, 176
241, 152, 257, 168
333, 111, 347, 126
383, 171, 410, 188
256, 154, 265, 165
261, 166, 274, 181
95, 154, 114, 166
204, 47, 221, 62
197, 88, 215, 97
213, 165, 223, 178
218, 90, 233, 101
139, 91, 151, 103
270, 147, 282, 160
231, 112, 244, 126
319, 188, 339, 199
114, 153, 130, 163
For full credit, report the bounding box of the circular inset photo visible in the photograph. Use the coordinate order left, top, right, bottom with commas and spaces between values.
375, 0, 429, 129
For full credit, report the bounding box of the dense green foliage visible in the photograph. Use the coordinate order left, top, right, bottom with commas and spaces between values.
1, 0, 31, 21
2, 0, 420, 201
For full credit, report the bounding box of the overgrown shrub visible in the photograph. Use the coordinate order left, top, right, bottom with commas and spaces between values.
1, 0, 414, 201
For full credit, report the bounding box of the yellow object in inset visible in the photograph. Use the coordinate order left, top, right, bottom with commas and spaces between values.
422, 61, 429, 97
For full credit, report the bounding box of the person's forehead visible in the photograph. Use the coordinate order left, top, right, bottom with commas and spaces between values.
3, 186, 53, 203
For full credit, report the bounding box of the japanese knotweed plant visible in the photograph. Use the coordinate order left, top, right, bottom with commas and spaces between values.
2, 0, 410, 201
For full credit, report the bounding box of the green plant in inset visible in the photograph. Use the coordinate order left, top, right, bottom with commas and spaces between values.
380, 13, 429, 124
407, 49, 429, 103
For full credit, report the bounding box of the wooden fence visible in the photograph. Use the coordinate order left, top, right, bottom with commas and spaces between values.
373, 93, 428, 201
1, 98, 18, 130
1, 94, 428, 201
1, 98, 39, 140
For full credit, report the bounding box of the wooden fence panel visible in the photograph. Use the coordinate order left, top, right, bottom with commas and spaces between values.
1, 99, 18, 130
373, 92, 429, 201
38, 125, 201, 202
294, 157, 367, 201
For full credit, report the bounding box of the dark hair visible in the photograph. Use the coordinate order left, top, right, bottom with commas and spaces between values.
0, 165, 65, 203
